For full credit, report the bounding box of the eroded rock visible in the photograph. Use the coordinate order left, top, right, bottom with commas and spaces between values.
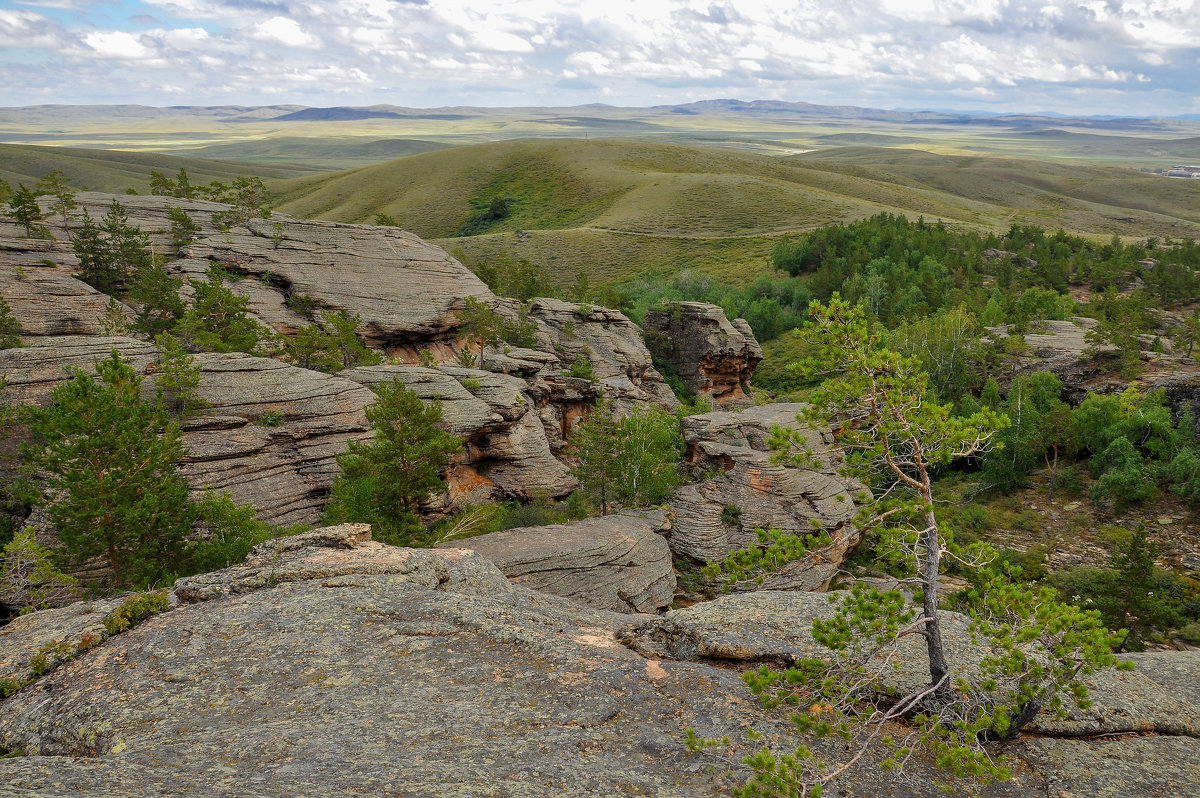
643, 301, 761, 406
446, 513, 676, 613
667, 404, 863, 591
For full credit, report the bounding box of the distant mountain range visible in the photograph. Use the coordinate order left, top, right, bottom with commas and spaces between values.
3, 100, 1195, 129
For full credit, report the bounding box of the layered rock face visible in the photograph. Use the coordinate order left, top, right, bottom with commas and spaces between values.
1, 529, 1194, 797
0, 194, 681, 520
0, 337, 374, 529
342, 364, 577, 503
667, 404, 864, 591
643, 301, 762, 406
444, 513, 676, 613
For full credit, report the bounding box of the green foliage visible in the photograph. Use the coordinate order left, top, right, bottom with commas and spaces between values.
175, 264, 271, 354
102, 591, 169, 635
35, 171, 78, 241
324, 378, 462, 547
0, 293, 21, 348
703, 527, 830, 590
568, 402, 684, 515
255, 410, 284, 427
1084, 290, 1151, 377
186, 491, 302, 573
130, 260, 185, 336
166, 205, 201, 251
7, 183, 49, 239
459, 193, 513, 236
72, 200, 153, 296
566, 350, 595, 381
210, 176, 270, 228
149, 169, 198, 199
886, 305, 992, 402
982, 371, 1074, 494
283, 308, 381, 373
26, 350, 192, 588
470, 254, 554, 301
1050, 525, 1195, 651
152, 333, 207, 419
689, 299, 1126, 796
0, 527, 77, 617
457, 297, 539, 368
97, 297, 133, 337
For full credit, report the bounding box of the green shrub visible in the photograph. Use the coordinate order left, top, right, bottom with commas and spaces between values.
103, 591, 169, 636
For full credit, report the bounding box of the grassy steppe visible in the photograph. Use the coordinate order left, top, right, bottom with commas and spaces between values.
271, 139, 1200, 287
0, 142, 319, 194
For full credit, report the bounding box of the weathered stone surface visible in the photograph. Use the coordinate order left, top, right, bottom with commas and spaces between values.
526, 297, 679, 413
0, 340, 373, 528
623, 588, 1200, 796
643, 301, 762, 406
180, 354, 375, 526
987, 317, 1179, 401
0, 597, 125, 690
0, 336, 158, 406
447, 514, 676, 613
667, 404, 863, 591
185, 215, 495, 349
4, 530, 1192, 796
0, 262, 131, 341
342, 365, 576, 503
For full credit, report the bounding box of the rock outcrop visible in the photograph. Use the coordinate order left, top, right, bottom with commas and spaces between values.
643, 301, 762, 406
0, 261, 132, 341
343, 364, 577, 503
1, 530, 1194, 796
666, 404, 864, 591
527, 298, 679, 413
0, 337, 374, 529
445, 513, 676, 613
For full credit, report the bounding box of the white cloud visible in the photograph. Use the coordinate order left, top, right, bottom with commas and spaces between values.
0, 0, 1196, 113
250, 16, 320, 49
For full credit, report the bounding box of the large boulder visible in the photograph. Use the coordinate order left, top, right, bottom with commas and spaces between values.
446, 513, 676, 613
526, 297, 679, 413
666, 404, 864, 591
643, 301, 762, 406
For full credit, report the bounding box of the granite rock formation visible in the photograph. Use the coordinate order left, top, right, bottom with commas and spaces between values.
665, 403, 863, 591
643, 301, 762, 406
1, 529, 1194, 797
444, 513, 675, 613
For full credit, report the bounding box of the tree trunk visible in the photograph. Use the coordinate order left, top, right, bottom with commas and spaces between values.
920, 495, 951, 702
1046, 445, 1058, 503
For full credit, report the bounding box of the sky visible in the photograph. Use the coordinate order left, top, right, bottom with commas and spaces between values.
0, 0, 1198, 116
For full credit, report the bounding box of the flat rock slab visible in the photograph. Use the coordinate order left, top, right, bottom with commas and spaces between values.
447, 514, 676, 613
4, 528, 1193, 797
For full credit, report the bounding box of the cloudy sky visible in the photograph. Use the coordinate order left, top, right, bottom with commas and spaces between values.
1, 0, 1198, 116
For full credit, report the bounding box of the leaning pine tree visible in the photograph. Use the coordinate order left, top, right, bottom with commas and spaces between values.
692, 295, 1128, 797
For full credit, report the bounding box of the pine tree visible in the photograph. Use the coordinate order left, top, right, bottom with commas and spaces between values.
73, 209, 121, 295
568, 403, 622, 515
324, 378, 461, 546
0, 293, 21, 348
130, 261, 185, 336
175, 264, 270, 354
153, 333, 208, 419
8, 183, 48, 238
100, 199, 152, 287
35, 170, 78, 241
27, 351, 192, 587
321, 309, 381, 370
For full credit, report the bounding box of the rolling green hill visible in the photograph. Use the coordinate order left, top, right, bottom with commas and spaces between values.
0, 143, 321, 195
161, 137, 451, 171
271, 139, 1200, 287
